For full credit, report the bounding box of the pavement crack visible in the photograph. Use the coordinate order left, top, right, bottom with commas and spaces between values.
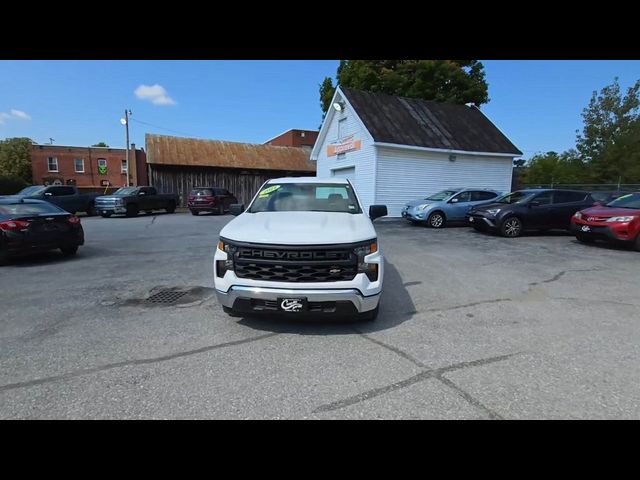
529, 267, 602, 287
435, 375, 503, 419
423, 298, 512, 314
145, 215, 158, 229
313, 352, 521, 415
355, 330, 427, 369
0, 333, 279, 393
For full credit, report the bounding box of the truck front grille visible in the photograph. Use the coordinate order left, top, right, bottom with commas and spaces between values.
233, 245, 357, 283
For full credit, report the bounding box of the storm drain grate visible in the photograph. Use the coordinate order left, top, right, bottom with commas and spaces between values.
146, 289, 190, 305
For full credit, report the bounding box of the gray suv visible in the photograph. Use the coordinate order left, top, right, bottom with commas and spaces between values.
402, 188, 502, 228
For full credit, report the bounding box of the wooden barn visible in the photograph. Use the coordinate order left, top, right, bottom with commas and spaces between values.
145, 134, 316, 206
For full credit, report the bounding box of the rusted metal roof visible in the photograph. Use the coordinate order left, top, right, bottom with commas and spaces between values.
145, 134, 316, 172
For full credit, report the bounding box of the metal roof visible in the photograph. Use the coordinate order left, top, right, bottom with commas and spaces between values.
341, 87, 522, 156
145, 134, 316, 172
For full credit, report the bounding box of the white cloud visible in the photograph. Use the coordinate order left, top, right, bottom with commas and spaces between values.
10, 109, 31, 120
0, 109, 31, 125
134, 84, 176, 106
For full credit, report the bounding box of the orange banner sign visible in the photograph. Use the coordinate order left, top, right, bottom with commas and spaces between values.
327, 136, 361, 157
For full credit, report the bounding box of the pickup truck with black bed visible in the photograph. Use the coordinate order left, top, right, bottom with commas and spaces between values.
8, 185, 101, 216
95, 186, 180, 217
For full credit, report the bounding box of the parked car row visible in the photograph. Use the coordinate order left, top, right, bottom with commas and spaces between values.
402, 188, 639, 251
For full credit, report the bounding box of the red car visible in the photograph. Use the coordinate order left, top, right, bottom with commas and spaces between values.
571, 192, 640, 251
187, 187, 237, 216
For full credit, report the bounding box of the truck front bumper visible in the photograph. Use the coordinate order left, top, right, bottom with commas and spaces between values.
216, 286, 380, 313
97, 206, 127, 214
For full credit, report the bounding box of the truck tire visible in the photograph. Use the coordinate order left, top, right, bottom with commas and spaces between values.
166, 202, 176, 214
126, 204, 139, 217
101, 212, 111, 218
359, 305, 379, 322
86, 203, 96, 217
222, 306, 241, 317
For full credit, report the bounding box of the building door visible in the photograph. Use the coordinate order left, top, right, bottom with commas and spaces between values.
331, 167, 355, 184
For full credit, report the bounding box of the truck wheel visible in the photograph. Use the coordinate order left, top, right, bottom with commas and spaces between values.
86, 203, 96, 217
166, 203, 176, 214
101, 212, 112, 218
427, 211, 445, 228
60, 246, 78, 256
126, 204, 139, 217
500, 217, 523, 237
359, 305, 379, 322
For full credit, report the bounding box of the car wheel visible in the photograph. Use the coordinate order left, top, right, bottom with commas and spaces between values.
166, 203, 176, 214
359, 305, 379, 322
126, 204, 139, 217
190, 210, 199, 216
60, 245, 78, 256
101, 213, 112, 218
427, 212, 445, 228
222, 306, 241, 317
576, 234, 595, 244
634, 234, 640, 252
500, 217, 523, 237
0, 247, 9, 266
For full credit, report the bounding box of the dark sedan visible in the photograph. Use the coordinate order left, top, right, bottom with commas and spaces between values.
468, 189, 595, 237
0, 199, 84, 265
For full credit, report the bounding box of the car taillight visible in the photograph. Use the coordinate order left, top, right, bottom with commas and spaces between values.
0, 220, 30, 232
68, 215, 81, 224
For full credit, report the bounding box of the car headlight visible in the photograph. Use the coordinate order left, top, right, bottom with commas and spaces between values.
574, 211, 583, 219
486, 208, 501, 215
606, 216, 636, 222
354, 240, 378, 281
418, 203, 431, 211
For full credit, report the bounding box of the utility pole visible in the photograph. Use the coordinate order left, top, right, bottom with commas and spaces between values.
121, 110, 132, 187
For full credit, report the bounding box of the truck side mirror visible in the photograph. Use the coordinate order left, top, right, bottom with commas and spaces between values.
138, 191, 146, 196
230, 203, 245, 216
369, 205, 388, 221
44, 192, 53, 196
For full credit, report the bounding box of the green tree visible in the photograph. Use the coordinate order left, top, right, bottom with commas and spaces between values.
576, 77, 640, 182
521, 150, 589, 186
319, 60, 490, 115
92, 142, 109, 147
0, 137, 33, 182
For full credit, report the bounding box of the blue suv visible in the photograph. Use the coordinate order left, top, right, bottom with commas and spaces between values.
402, 188, 502, 228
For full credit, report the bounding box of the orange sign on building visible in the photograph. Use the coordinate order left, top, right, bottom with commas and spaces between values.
327, 135, 362, 157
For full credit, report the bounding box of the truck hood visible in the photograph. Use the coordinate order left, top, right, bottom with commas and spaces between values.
220, 211, 377, 245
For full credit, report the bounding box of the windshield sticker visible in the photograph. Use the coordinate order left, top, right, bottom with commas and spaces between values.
258, 185, 281, 198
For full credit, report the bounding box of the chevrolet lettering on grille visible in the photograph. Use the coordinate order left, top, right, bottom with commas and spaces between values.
238, 248, 348, 261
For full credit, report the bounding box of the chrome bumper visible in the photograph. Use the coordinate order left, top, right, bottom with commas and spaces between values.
216, 286, 380, 313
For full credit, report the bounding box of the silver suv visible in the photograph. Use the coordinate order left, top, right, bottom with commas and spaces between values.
402, 188, 502, 228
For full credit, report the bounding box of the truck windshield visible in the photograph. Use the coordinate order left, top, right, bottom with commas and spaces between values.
112, 187, 139, 196
248, 183, 362, 214
17, 186, 46, 196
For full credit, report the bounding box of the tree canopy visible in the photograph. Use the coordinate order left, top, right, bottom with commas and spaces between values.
319, 60, 490, 116
0, 137, 33, 182
92, 142, 109, 147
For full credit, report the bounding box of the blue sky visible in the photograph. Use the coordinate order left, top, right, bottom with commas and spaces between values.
1, 60, 639, 159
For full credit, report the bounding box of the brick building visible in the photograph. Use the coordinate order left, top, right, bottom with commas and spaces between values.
263, 129, 318, 151
31, 144, 148, 193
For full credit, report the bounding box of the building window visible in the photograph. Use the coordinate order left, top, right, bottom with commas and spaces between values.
337, 153, 346, 160
74, 158, 85, 173
97, 158, 107, 175
338, 118, 347, 139
47, 157, 58, 172
300, 131, 306, 138
121, 159, 128, 174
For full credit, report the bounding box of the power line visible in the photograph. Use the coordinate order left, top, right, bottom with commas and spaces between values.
129, 118, 201, 138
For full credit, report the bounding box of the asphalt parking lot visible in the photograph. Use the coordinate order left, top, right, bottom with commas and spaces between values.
1, 212, 639, 419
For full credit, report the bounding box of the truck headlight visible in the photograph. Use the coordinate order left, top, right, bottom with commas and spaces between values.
216, 239, 236, 277
354, 240, 378, 281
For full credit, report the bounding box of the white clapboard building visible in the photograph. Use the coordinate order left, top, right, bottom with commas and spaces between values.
310, 87, 522, 217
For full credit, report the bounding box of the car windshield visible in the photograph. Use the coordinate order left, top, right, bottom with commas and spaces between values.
494, 191, 536, 204
112, 187, 138, 196
191, 189, 213, 196
0, 202, 65, 216
425, 190, 458, 201
606, 193, 640, 209
248, 183, 362, 214
17, 186, 46, 196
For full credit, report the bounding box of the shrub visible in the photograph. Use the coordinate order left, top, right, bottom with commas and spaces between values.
0, 175, 28, 195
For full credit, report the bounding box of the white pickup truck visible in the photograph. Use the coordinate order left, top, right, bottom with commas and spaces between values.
214, 177, 388, 321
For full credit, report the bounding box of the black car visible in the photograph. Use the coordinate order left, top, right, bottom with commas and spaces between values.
468, 189, 595, 237
0, 198, 84, 265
